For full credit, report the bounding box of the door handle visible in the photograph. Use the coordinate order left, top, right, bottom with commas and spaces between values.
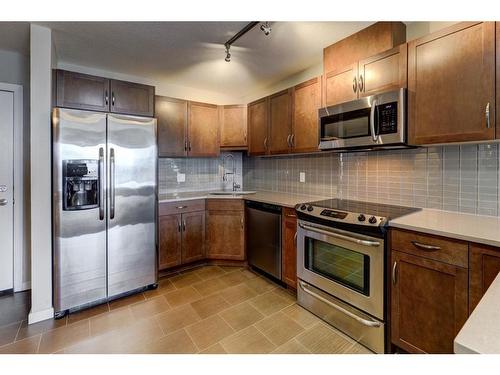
358, 75, 364, 92
98, 147, 105, 220
109, 147, 115, 220
182, 219, 186, 231
352, 77, 357, 93
392, 261, 398, 285
370, 99, 378, 142
486, 102, 491, 129
0, 198, 7, 206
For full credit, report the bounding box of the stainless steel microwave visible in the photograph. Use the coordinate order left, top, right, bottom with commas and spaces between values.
318, 88, 409, 151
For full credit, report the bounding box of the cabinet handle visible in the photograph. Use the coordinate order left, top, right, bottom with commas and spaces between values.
111, 92, 115, 106
184, 139, 188, 151
240, 217, 244, 229
486, 102, 491, 129
285, 214, 296, 218
294, 232, 297, 246
411, 240, 441, 251
359, 75, 364, 92
352, 77, 357, 93
176, 205, 187, 209
291, 134, 295, 147
264, 137, 268, 150
182, 220, 186, 231
286, 134, 291, 147
244, 133, 247, 142
104, 90, 109, 106
188, 141, 192, 151
177, 221, 181, 232
392, 261, 398, 285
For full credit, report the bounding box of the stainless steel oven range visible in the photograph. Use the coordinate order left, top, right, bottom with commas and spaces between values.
295, 199, 419, 353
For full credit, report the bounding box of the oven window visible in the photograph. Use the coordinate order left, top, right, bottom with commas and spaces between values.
321, 108, 371, 140
305, 238, 370, 295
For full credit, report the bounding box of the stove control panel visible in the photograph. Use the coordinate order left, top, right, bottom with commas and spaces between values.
296, 203, 386, 227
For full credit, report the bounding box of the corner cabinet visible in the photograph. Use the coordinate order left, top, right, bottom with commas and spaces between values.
282, 208, 298, 289
54, 69, 154, 117
220, 104, 247, 150
188, 101, 220, 157
408, 22, 496, 145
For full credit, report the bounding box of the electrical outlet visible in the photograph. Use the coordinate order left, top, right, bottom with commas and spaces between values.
299, 172, 306, 183
177, 172, 186, 183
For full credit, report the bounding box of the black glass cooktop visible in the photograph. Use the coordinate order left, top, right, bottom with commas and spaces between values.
308, 199, 420, 220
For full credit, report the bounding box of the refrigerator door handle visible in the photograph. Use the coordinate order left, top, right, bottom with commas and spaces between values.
110, 147, 115, 219
99, 147, 105, 220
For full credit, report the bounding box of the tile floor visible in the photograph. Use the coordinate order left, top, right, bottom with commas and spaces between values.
0, 266, 372, 354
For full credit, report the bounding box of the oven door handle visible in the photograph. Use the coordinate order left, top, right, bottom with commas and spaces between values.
298, 223, 381, 247
298, 281, 382, 328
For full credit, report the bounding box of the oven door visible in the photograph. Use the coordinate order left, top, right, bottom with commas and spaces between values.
297, 220, 384, 320
318, 88, 406, 150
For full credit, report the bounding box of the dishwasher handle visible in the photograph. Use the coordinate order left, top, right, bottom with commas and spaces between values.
245, 200, 282, 214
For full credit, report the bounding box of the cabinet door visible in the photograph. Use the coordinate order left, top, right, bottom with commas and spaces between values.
248, 97, 269, 156
408, 22, 495, 145
206, 210, 245, 260
281, 208, 297, 288
188, 101, 219, 157
269, 89, 292, 155
469, 244, 500, 313
220, 105, 247, 148
158, 214, 182, 270
181, 211, 205, 264
110, 79, 155, 117
391, 250, 468, 353
56, 70, 110, 112
292, 77, 321, 153
323, 63, 358, 107
358, 44, 407, 97
155, 96, 188, 157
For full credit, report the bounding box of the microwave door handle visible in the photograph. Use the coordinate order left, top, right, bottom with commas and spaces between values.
370, 99, 378, 142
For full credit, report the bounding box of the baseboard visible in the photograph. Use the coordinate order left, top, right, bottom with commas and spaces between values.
15, 281, 31, 292
28, 307, 54, 324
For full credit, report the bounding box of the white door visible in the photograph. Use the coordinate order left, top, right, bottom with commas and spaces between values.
0, 90, 14, 291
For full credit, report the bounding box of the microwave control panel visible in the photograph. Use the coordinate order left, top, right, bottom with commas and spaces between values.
377, 102, 397, 135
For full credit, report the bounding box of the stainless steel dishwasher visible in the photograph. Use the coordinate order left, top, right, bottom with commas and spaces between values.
245, 201, 282, 279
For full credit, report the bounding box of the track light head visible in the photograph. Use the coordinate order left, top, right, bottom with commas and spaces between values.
260, 22, 271, 36
224, 45, 231, 62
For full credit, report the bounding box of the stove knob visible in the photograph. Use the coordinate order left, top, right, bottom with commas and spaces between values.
300, 204, 307, 210
358, 214, 366, 222
307, 205, 314, 212
368, 216, 377, 224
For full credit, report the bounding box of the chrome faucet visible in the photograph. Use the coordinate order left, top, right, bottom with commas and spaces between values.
222, 153, 240, 191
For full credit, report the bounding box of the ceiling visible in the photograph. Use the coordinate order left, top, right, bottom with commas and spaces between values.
0, 22, 30, 55
36, 22, 373, 99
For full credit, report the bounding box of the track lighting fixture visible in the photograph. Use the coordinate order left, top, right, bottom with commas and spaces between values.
260, 22, 271, 36
223, 21, 273, 62
224, 45, 231, 62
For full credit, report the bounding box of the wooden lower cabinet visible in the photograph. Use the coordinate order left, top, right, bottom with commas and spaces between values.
181, 211, 206, 263
391, 250, 468, 353
281, 208, 297, 289
158, 214, 182, 269
469, 244, 500, 313
206, 200, 245, 260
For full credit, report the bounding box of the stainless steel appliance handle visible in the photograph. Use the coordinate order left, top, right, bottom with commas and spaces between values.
486, 102, 491, 128
0, 198, 7, 206
352, 77, 357, 93
370, 99, 378, 142
98, 147, 105, 220
299, 281, 381, 328
411, 240, 441, 251
392, 261, 398, 285
110, 147, 115, 220
299, 223, 381, 247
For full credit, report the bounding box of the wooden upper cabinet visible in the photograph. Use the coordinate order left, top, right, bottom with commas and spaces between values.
158, 214, 182, 270
282, 208, 298, 289
181, 211, 205, 264
110, 79, 155, 117
248, 97, 269, 156
323, 22, 406, 75
323, 63, 358, 107
55, 70, 110, 112
188, 101, 220, 157
469, 244, 500, 314
220, 104, 247, 149
155, 96, 188, 157
292, 77, 322, 153
269, 89, 292, 154
408, 22, 496, 145
358, 43, 407, 97
391, 250, 468, 354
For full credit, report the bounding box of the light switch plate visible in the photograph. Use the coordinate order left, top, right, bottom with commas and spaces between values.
299, 172, 306, 183
177, 173, 186, 183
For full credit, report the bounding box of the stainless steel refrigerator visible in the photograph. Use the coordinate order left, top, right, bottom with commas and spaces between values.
52, 108, 157, 317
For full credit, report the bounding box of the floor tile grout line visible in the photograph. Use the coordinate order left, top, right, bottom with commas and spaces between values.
12, 319, 22, 343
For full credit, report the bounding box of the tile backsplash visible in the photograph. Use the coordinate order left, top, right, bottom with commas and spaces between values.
243, 144, 500, 217
159, 152, 243, 194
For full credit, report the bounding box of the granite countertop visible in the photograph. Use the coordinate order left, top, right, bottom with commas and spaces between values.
454, 273, 500, 354
158, 190, 328, 208
389, 208, 500, 248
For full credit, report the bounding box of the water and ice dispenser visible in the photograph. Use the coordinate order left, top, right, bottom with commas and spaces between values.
63, 160, 99, 210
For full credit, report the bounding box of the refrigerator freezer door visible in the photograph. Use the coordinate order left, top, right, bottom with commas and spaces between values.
52, 108, 108, 312
107, 114, 157, 297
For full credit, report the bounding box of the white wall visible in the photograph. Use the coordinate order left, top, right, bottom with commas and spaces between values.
0, 49, 31, 290
29, 24, 54, 324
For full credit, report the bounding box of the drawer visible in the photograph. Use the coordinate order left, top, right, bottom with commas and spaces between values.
159, 199, 205, 216
206, 198, 244, 211
390, 229, 468, 268
282, 207, 297, 219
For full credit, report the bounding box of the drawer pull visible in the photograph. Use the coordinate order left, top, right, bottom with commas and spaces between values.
411, 240, 441, 251
285, 214, 296, 218
176, 205, 187, 209
392, 261, 398, 285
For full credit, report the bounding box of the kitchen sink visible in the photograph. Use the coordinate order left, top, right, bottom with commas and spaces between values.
209, 191, 256, 196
